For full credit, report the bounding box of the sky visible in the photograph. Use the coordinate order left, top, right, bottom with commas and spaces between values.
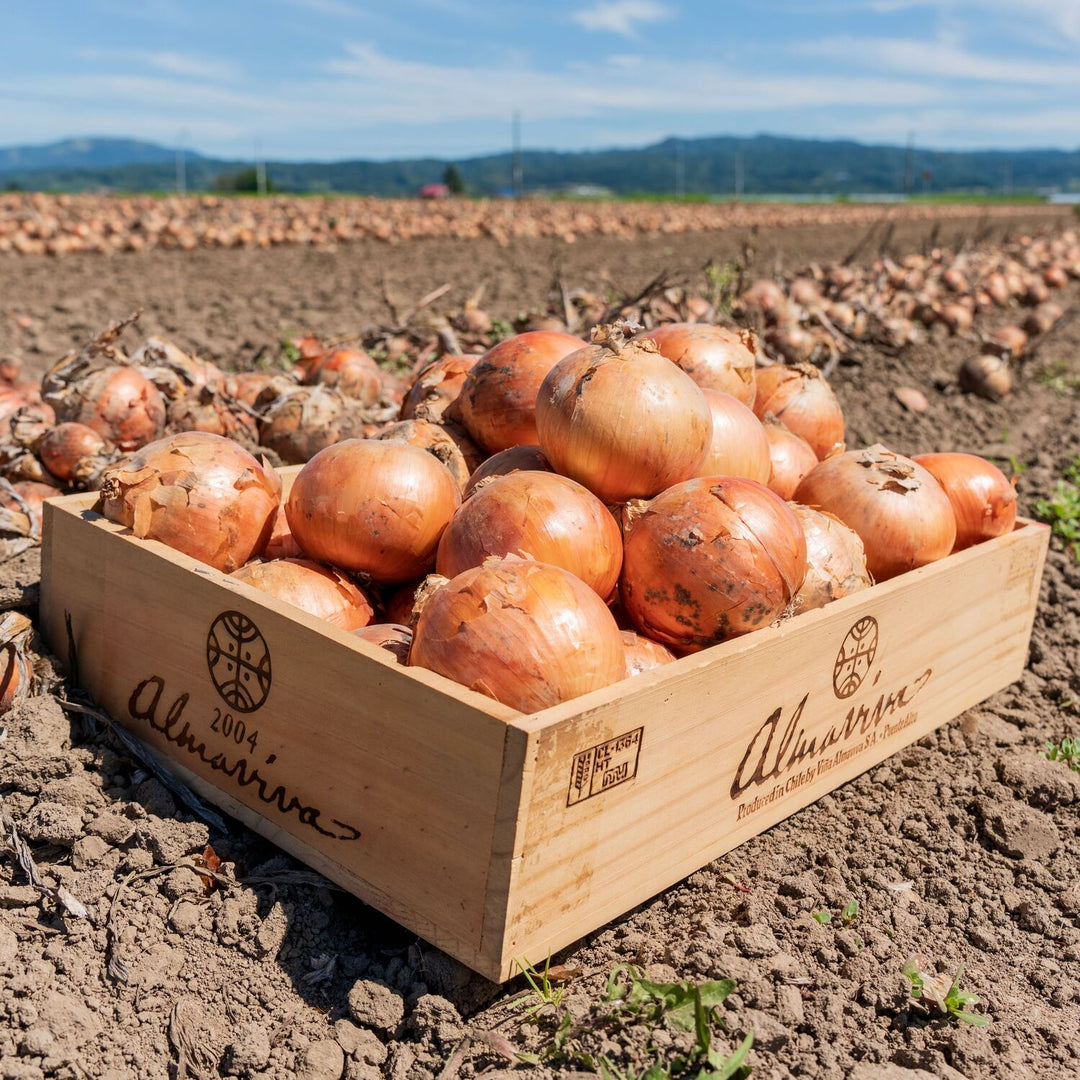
1, 0, 1079, 161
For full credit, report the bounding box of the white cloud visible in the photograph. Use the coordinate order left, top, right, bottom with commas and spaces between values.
570, 1, 672, 38
78, 48, 241, 81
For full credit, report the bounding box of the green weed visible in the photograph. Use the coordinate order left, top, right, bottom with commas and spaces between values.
1035, 458, 1080, 559
515, 955, 568, 1018
1042, 737, 1080, 773
811, 899, 859, 927
902, 956, 988, 1026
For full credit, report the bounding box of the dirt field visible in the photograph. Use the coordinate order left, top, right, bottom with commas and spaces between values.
1, 209, 1079, 1080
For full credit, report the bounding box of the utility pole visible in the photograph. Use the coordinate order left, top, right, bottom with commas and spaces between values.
903, 130, 914, 198
175, 129, 187, 195
511, 111, 523, 198
255, 139, 267, 196
734, 148, 744, 200
674, 138, 685, 199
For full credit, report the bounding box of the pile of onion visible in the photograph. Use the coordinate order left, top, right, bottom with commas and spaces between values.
620, 477, 807, 651
536, 327, 712, 503
231, 558, 375, 630
638, 323, 757, 405
285, 439, 460, 583
790, 506, 873, 615
100, 431, 280, 572
794, 445, 956, 581
753, 363, 845, 460
436, 471, 622, 598
912, 453, 1017, 550
409, 557, 624, 712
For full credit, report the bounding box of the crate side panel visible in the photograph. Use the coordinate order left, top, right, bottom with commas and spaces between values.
498, 523, 1048, 975
40, 505, 511, 960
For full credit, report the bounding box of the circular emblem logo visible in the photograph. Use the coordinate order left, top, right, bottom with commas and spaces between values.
833, 616, 878, 699
207, 611, 272, 713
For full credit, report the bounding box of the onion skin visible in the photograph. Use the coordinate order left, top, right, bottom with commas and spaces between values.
455, 331, 584, 453
463, 445, 553, 498
230, 558, 375, 630
763, 419, 819, 500
382, 573, 450, 627
259, 385, 368, 464
401, 356, 479, 423
409, 557, 624, 712
753, 363, 845, 461
285, 439, 460, 583
352, 623, 413, 665
637, 323, 756, 405
620, 630, 676, 678
436, 471, 623, 599
912, 453, 1018, 550
264, 504, 303, 559
39, 422, 108, 481
1, 481, 57, 537
100, 432, 280, 573
790, 505, 873, 615
697, 390, 770, 483
68, 367, 167, 452
620, 477, 807, 651
536, 331, 712, 504
794, 445, 956, 582
375, 419, 483, 493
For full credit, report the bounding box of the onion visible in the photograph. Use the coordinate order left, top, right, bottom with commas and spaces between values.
352, 623, 412, 665
1024, 301, 1064, 336
264, 504, 303, 559
0, 613, 33, 715
959, 354, 1011, 401
10, 404, 57, 450
989, 325, 1027, 359
637, 323, 756, 405
168, 389, 259, 443
131, 337, 224, 402
39, 422, 108, 481
0, 388, 41, 425
437, 471, 622, 599
230, 557, 374, 630
375, 419, 483, 492
984, 273, 1010, 307
794, 445, 955, 582
100, 432, 280, 572
463, 445, 553, 498
305, 346, 383, 406
739, 280, 788, 322
285, 439, 460, 583
61, 367, 167, 451
259, 385, 369, 464
620, 477, 807, 650
790, 505, 872, 615
383, 573, 449, 627
939, 302, 973, 334
763, 419, 819, 500
912, 453, 1017, 550
401, 356, 479, 423
620, 630, 676, 678
697, 390, 771, 483
223, 371, 298, 408
455, 330, 584, 453
765, 325, 816, 365
753, 363, 845, 460
409, 557, 624, 712
1, 481, 56, 537
536, 327, 712, 503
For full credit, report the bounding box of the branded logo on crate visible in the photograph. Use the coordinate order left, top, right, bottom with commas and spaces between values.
207, 611, 272, 713
832, 616, 878, 699
567, 728, 643, 806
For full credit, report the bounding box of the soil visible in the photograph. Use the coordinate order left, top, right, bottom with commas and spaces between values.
1, 209, 1079, 1080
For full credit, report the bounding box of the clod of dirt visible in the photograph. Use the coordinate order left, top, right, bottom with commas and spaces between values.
973, 796, 1061, 860
995, 750, 1080, 809
296, 1038, 345, 1080
333, 1020, 388, 1066
346, 978, 405, 1035
407, 994, 464, 1051
222, 1022, 272, 1077
18, 801, 83, 845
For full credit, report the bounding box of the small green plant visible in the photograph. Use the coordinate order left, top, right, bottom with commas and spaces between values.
704, 261, 740, 317
811, 899, 858, 927
811, 910, 832, 925
1035, 458, 1080, 559
1036, 361, 1080, 394
1042, 737, 1080, 773
516, 955, 568, 1018
490, 318, 514, 342
902, 956, 988, 1026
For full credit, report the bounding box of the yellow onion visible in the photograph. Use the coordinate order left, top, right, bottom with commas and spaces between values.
536, 328, 712, 503
305, 346, 383, 406
989, 325, 1027, 360
382, 573, 450, 627
0, 480, 56, 542
794, 445, 955, 582
463, 445, 553, 498
401, 355, 479, 422
763, 419, 819, 500
39, 422, 108, 481
100, 432, 280, 572
286, 440, 460, 583
753, 363, 845, 460
1024, 301, 1064, 337
0, 612, 34, 714
230, 557, 374, 630
259, 385, 369, 464
637, 323, 756, 405
409, 557, 624, 712
454, 330, 584, 453
168, 389, 259, 443
620, 630, 676, 678
264, 504, 304, 559
437, 471, 622, 598
10, 404, 57, 450
912, 453, 1017, 550
375, 419, 483, 493
65, 367, 167, 451
789, 505, 873, 615
223, 371, 298, 408
352, 623, 412, 665
620, 477, 807, 650
959, 354, 1011, 401
697, 390, 770, 483
131, 337, 224, 402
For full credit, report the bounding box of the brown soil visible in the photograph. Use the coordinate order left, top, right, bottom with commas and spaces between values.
1, 210, 1079, 1080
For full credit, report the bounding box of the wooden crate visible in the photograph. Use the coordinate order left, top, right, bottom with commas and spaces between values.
39, 471, 1049, 982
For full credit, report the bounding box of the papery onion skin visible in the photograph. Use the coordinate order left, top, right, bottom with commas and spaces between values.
753, 363, 845, 461
536, 331, 712, 504
382, 573, 450, 627
638, 323, 757, 405
352, 623, 413, 665
763, 419, 819, 500
1, 481, 57, 537
100, 432, 280, 573
697, 390, 771, 483
264, 504, 304, 559
68, 367, 167, 452
258, 385, 368, 464
619, 630, 676, 678
436, 471, 623, 599
285, 439, 460, 583
789, 505, 873, 615
912, 452, 1018, 550
39, 422, 108, 481
409, 557, 624, 712
620, 477, 807, 651
401, 356, 479, 423
230, 558, 375, 630
455, 331, 584, 453
794, 444, 956, 582
463, 445, 553, 498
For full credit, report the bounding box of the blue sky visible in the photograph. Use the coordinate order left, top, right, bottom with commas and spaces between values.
2, 0, 1079, 160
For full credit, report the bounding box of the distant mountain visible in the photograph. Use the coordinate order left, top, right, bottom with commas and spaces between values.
2, 134, 1079, 197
